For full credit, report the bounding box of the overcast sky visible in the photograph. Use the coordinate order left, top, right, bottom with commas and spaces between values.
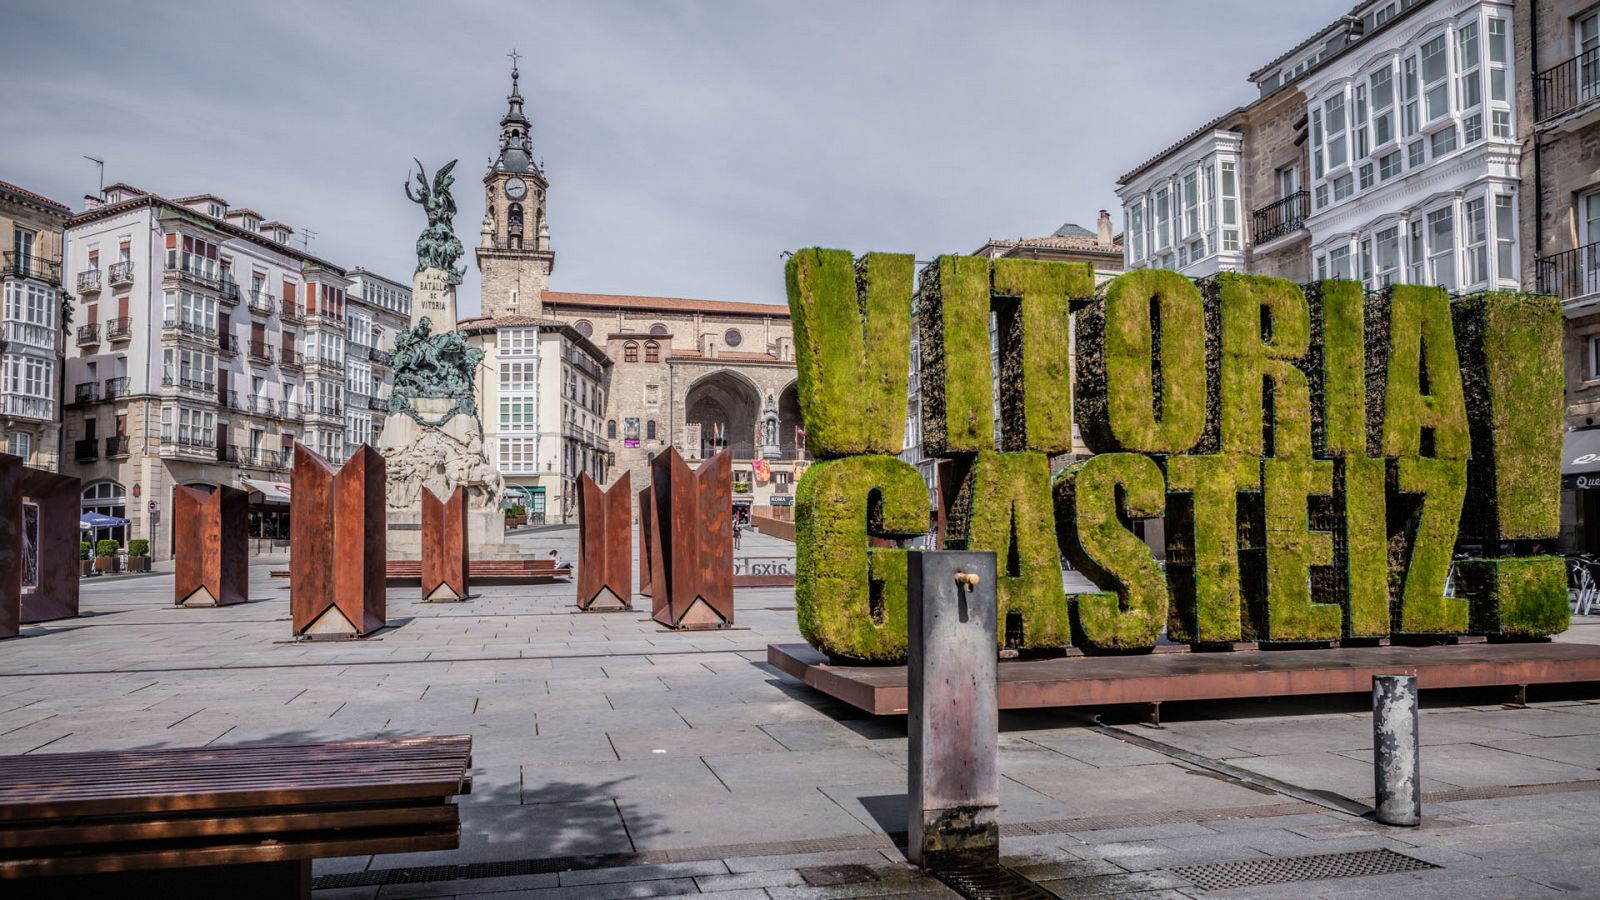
0, 1, 1332, 316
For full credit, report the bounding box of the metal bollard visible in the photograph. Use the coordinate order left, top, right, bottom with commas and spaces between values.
1372, 674, 1421, 826
907, 550, 999, 870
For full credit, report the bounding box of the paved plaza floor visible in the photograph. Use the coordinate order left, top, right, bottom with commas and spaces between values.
4, 527, 1600, 898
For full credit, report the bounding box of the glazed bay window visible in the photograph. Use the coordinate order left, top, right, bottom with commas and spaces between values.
1408, 140, 1425, 168
500, 360, 536, 391
1312, 109, 1325, 178
1456, 22, 1481, 116
1427, 207, 1455, 290
1430, 126, 1457, 158
1422, 34, 1449, 123
1182, 171, 1198, 238
499, 326, 537, 356
1379, 151, 1402, 181
1154, 187, 1171, 251
2, 280, 55, 349
1371, 67, 1395, 146
1464, 197, 1488, 286
1354, 84, 1369, 159
1333, 172, 1354, 202
1328, 245, 1352, 280
1402, 58, 1420, 137
1374, 226, 1401, 287
1409, 221, 1426, 284
1494, 195, 1515, 281
1220, 161, 1238, 250
178, 407, 214, 447
498, 436, 537, 474
1128, 202, 1145, 261
499, 395, 536, 432
1326, 93, 1347, 169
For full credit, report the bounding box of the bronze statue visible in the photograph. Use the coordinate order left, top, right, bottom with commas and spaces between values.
404, 159, 466, 285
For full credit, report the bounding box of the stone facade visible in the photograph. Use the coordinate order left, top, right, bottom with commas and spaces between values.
1240, 85, 1313, 283
0, 180, 68, 472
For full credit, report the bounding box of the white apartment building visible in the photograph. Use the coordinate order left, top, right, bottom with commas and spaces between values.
465, 317, 608, 524
345, 269, 410, 450
1117, 128, 1247, 278
1, 180, 69, 472
1302, 0, 1521, 292
62, 184, 380, 556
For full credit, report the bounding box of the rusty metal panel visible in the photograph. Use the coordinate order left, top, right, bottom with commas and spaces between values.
906, 550, 999, 869
18, 467, 79, 625
421, 487, 469, 601
576, 472, 631, 610
174, 485, 249, 607
291, 445, 386, 637
637, 484, 654, 599
647, 448, 733, 629
0, 453, 19, 639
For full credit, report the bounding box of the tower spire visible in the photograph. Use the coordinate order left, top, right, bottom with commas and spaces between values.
493, 50, 537, 175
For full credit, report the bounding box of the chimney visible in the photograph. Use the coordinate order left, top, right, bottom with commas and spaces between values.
82, 194, 102, 210
1097, 210, 1114, 247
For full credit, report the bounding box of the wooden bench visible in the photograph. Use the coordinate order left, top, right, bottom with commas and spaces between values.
269, 559, 568, 583
0, 734, 472, 899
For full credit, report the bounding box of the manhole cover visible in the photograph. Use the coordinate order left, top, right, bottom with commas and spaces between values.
797, 863, 878, 886
1169, 848, 1438, 891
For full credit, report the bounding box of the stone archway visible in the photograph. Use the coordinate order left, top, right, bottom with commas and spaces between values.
685, 370, 762, 459
778, 380, 803, 458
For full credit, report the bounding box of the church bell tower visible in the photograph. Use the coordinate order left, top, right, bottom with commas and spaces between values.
476, 52, 554, 319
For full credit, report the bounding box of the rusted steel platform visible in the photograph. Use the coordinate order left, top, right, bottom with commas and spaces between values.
767, 641, 1600, 716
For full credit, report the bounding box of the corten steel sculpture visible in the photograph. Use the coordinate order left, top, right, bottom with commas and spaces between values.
18, 465, 79, 627
421, 486, 470, 601
0, 453, 19, 639
173, 485, 249, 608
291, 445, 387, 638
645, 448, 734, 629
576, 472, 632, 610
637, 484, 654, 599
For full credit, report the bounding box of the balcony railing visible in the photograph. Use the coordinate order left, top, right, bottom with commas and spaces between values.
368, 395, 387, 411
1251, 191, 1310, 246
108, 260, 134, 286
773, 481, 791, 495
368, 347, 391, 365
103, 376, 129, 399
162, 318, 218, 343
279, 401, 303, 419
162, 432, 217, 451
2, 252, 62, 285
105, 317, 132, 341
76, 269, 101, 293
75, 323, 100, 346
1535, 48, 1600, 124
216, 388, 239, 410
280, 302, 303, 323
164, 262, 220, 291
245, 395, 276, 417
218, 332, 237, 355
73, 382, 98, 404
247, 340, 274, 363
216, 444, 239, 463
0, 395, 54, 421
104, 435, 129, 457
74, 438, 98, 462
1536, 241, 1600, 302
248, 290, 274, 315
279, 348, 302, 369
218, 279, 240, 304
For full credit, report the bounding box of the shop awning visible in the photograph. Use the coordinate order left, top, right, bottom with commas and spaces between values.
241, 478, 292, 504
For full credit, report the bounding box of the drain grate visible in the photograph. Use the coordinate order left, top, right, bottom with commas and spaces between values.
1169, 848, 1437, 891
933, 864, 1056, 900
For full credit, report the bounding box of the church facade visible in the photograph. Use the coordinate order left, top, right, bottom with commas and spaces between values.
462, 64, 801, 523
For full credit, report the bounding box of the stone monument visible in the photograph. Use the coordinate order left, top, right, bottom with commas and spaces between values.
378, 159, 517, 559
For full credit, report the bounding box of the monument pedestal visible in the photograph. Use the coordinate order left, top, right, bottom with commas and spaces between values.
378, 398, 520, 561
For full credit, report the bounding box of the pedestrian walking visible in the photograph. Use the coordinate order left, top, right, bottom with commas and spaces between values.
732, 517, 743, 549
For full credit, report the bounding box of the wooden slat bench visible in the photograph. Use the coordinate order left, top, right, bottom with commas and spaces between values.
0, 734, 472, 899
269, 559, 569, 583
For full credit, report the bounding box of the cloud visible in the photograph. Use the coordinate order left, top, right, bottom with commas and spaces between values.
0, 0, 1333, 316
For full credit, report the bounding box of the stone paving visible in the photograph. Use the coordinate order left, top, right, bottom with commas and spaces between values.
3, 526, 1600, 898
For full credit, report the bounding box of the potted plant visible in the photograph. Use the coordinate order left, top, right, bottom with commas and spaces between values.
504, 504, 525, 526
94, 539, 120, 574
126, 539, 150, 573
79, 541, 94, 576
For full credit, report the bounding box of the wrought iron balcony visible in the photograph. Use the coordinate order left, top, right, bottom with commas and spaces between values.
1536, 241, 1600, 303
218, 279, 240, 304
2, 252, 62, 285
73, 382, 98, 404
279, 348, 302, 370
1251, 191, 1310, 246
280, 302, 303, 323
216, 388, 239, 410
108, 260, 134, 286
103, 376, 129, 399
218, 332, 237, 355
368, 347, 391, 365
76, 269, 101, 293
1535, 48, 1600, 124
164, 262, 220, 291
216, 444, 239, 463
161, 432, 216, 451
105, 317, 132, 341
247, 340, 274, 363
279, 401, 303, 419
75, 323, 100, 346
248, 290, 274, 315
104, 435, 129, 457
368, 395, 387, 411
74, 438, 99, 462
161, 318, 218, 343
0, 395, 54, 421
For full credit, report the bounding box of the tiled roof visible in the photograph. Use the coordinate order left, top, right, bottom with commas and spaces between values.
543, 290, 789, 318
988, 235, 1123, 254
455, 313, 611, 364
174, 193, 228, 205
669, 349, 787, 363
1117, 107, 1245, 185
0, 179, 69, 213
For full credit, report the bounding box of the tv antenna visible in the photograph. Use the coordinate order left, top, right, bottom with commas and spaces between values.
83, 156, 104, 196
298, 228, 319, 252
